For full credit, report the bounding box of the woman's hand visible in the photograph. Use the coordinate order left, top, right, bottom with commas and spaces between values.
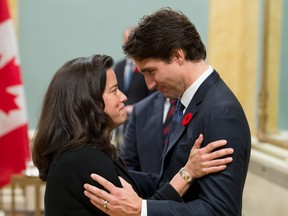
84, 174, 141, 216
184, 134, 233, 178
169, 134, 233, 196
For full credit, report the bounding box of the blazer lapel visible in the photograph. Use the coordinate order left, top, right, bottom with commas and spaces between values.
193, 70, 219, 105
164, 71, 220, 156
164, 98, 197, 155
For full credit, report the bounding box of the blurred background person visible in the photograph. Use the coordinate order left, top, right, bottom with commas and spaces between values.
120, 91, 176, 174
113, 27, 154, 147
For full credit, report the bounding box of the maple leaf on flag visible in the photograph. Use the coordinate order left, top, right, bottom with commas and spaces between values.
0, 0, 30, 188
0, 57, 21, 114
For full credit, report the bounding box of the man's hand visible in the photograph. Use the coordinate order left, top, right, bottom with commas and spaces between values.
84, 174, 142, 216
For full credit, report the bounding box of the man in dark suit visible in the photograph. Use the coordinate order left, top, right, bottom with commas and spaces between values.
84, 8, 251, 216
120, 91, 172, 174
113, 27, 152, 147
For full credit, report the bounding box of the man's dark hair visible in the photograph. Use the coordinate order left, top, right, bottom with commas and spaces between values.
123, 7, 206, 62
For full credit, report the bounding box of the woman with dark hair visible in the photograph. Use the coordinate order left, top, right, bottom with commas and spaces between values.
32, 54, 233, 215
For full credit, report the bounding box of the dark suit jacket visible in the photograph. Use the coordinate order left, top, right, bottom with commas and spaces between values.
131, 71, 251, 216
114, 58, 151, 105
120, 91, 165, 174
44, 145, 141, 216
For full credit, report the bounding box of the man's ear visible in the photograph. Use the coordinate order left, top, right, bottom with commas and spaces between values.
172, 48, 185, 65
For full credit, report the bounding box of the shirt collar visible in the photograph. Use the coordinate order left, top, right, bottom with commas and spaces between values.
180, 65, 213, 109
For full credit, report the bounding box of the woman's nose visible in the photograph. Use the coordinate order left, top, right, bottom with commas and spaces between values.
119, 90, 127, 102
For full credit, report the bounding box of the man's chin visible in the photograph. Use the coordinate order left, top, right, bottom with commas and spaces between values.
160, 91, 171, 98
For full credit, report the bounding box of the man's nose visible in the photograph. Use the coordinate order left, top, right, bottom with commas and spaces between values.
144, 76, 156, 90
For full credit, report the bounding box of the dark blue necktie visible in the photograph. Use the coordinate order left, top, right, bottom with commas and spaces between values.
169, 99, 185, 135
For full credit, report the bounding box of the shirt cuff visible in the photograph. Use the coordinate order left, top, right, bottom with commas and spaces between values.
141, 199, 147, 216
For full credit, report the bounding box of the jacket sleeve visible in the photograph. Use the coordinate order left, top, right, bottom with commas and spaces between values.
129, 170, 184, 202
150, 183, 183, 202
65, 148, 121, 215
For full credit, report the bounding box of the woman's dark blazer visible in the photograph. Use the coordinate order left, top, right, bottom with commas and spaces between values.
44, 144, 182, 215
44, 145, 141, 216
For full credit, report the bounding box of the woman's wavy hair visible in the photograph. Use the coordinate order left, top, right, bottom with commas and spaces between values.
32, 55, 116, 181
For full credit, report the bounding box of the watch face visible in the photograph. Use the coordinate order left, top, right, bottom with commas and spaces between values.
179, 168, 192, 183
184, 173, 192, 182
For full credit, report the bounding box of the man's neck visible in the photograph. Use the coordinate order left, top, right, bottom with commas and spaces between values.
182, 60, 209, 89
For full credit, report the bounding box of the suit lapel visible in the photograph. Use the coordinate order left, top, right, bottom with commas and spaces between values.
164, 98, 197, 155
193, 70, 219, 105
164, 71, 220, 156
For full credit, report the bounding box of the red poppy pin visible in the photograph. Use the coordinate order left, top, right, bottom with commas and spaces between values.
182, 113, 193, 126
133, 66, 139, 72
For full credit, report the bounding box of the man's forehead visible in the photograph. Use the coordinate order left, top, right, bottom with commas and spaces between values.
134, 58, 162, 66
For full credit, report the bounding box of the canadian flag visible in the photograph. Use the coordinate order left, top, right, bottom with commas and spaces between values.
0, 0, 30, 187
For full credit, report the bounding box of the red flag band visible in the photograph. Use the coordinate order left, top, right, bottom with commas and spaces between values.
0, 0, 30, 187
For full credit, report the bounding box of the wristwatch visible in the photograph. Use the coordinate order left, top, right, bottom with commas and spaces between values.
179, 167, 193, 183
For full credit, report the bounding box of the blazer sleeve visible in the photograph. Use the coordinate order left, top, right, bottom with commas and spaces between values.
150, 183, 183, 202
129, 171, 184, 202
67, 148, 123, 215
